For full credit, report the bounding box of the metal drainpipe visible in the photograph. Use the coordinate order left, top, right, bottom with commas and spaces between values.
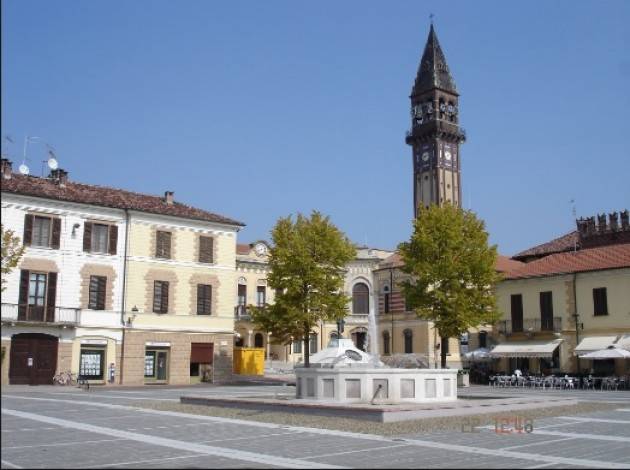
118, 209, 131, 384
573, 272, 581, 375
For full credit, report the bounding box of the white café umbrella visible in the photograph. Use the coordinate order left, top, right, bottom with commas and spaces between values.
463, 348, 493, 362
581, 347, 630, 360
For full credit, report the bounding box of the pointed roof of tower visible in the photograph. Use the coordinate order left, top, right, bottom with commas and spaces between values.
412, 24, 457, 96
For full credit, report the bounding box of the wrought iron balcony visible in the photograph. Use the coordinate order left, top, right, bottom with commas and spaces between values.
1, 303, 81, 325
497, 317, 562, 336
234, 305, 251, 320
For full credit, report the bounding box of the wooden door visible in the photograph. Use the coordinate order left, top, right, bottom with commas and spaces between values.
9, 334, 58, 385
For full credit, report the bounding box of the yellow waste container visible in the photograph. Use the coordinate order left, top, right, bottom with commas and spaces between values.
233, 348, 265, 375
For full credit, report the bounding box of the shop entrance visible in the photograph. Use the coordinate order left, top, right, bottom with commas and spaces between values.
9, 333, 58, 385
145, 348, 169, 383
190, 343, 214, 383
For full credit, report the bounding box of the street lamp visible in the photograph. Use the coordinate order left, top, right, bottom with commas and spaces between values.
389, 267, 394, 355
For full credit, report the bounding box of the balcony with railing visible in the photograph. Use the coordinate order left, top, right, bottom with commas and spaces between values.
234, 305, 251, 320
497, 317, 562, 336
1, 303, 81, 325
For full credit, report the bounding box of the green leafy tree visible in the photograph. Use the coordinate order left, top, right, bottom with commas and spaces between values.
1, 224, 25, 292
251, 211, 356, 367
398, 204, 501, 368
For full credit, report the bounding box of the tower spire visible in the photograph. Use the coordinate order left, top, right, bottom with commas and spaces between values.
411, 23, 457, 96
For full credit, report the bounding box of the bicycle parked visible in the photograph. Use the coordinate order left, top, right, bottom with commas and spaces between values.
53, 370, 76, 386
53, 371, 90, 390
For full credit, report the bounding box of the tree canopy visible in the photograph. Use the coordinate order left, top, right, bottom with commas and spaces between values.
398, 204, 501, 368
250, 211, 356, 367
1, 224, 25, 292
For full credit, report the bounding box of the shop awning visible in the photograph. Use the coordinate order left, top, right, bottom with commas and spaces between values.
574, 336, 619, 356
490, 339, 563, 358
617, 334, 630, 351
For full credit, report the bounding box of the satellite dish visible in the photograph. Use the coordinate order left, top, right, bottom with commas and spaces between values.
19, 164, 30, 175
48, 157, 58, 170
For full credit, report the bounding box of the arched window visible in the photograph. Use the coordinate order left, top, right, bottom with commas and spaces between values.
254, 333, 264, 348
382, 331, 390, 355
403, 329, 413, 354
352, 283, 369, 314
235, 334, 244, 348
383, 285, 390, 314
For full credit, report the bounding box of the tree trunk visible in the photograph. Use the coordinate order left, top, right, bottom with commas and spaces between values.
303, 330, 310, 368
441, 336, 448, 369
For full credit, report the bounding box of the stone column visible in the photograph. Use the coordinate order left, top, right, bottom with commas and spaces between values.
247, 330, 253, 348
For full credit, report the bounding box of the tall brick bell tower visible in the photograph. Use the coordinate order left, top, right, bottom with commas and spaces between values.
406, 23, 466, 218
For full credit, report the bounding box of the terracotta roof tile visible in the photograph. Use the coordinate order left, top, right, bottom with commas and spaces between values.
504, 243, 630, 280
496, 255, 525, 273
513, 231, 578, 261
1, 173, 245, 226
236, 243, 251, 255
376, 252, 522, 273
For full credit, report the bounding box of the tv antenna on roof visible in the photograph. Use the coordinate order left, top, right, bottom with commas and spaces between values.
2, 134, 14, 156
42, 144, 59, 175
20, 135, 40, 175
570, 198, 577, 252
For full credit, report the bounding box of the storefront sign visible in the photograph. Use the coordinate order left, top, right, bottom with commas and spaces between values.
145, 342, 171, 347
81, 339, 108, 345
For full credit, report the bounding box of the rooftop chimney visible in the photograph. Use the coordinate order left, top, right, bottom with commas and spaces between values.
164, 191, 174, 205
49, 168, 68, 187
1, 158, 12, 180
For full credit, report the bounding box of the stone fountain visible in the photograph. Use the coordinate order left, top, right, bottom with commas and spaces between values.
295, 312, 457, 404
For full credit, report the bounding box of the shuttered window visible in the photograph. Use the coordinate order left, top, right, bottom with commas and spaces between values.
593, 288, 608, 316
197, 284, 212, 315
156, 231, 172, 259
83, 222, 117, 254
32, 216, 50, 247
88, 276, 107, 310
540, 291, 554, 331
511, 294, 524, 332
92, 224, 109, 253
28, 273, 47, 306
153, 281, 169, 313
199, 236, 214, 263
28, 215, 60, 248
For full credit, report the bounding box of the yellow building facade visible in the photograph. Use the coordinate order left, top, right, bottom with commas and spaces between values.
120, 212, 241, 385
493, 245, 630, 376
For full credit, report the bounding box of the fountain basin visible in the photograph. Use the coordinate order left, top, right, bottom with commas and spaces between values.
294, 339, 457, 404
295, 366, 458, 404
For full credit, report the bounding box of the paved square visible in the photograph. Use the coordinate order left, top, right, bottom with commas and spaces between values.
2, 385, 629, 468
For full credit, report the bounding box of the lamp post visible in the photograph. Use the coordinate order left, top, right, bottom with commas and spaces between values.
390, 267, 394, 355
336, 318, 345, 339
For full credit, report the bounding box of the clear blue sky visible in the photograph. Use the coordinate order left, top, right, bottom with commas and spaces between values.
3, 0, 629, 255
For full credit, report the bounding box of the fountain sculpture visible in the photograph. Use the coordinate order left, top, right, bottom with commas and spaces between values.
294, 309, 458, 404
